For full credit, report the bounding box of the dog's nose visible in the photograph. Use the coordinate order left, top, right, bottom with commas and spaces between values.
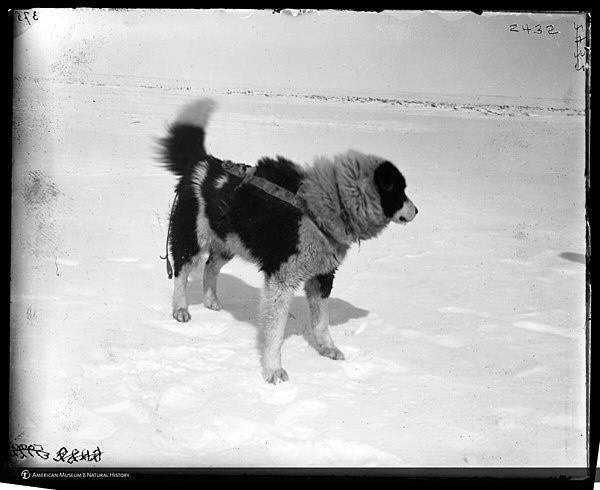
392, 198, 417, 224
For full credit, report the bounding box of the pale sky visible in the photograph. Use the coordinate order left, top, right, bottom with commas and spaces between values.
14, 9, 587, 104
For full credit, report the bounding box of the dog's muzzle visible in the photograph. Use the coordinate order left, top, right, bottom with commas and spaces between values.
392, 198, 418, 224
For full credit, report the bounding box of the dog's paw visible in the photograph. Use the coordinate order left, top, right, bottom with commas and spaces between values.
204, 296, 222, 311
173, 307, 191, 322
320, 347, 345, 361
263, 368, 289, 385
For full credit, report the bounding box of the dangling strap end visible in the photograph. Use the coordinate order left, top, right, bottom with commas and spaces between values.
160, 252, 174, 279
162, 190, 179, 280
166, 256, 173, 279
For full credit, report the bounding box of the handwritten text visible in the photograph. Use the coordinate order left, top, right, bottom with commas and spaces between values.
509, 23, 559, 35
15, 10, 39, 26
10, 442, 103, 464
574, 22, 588, 71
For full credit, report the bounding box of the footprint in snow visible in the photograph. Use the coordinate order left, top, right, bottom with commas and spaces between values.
259, 383, 299, 406
275, 400, 329, 440
156, 384, 199, 411
493, 406, 533, 431
161, 319, 230, 338
340, 346, 408, 380
71, 410, 118, 441
268, 437, 404, 466
399, 328, 464, 348
152, 414, 259, 453
96, 400, 151, 424
513, 321, 580, 340
438, 305, 491, 318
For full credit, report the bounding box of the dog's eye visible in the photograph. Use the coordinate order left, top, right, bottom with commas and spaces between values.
379, 180, 395, 192
374, 161, 402, 194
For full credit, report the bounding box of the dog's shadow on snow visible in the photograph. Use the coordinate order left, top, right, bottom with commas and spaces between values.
185, 268, 369, 349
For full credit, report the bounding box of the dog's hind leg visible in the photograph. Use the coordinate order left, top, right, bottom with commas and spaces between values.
169, 188, 201, 322
203, 249, 232, 311
260, 276, 295, 384
304, 273, 345, 361
172, 254, 200, 322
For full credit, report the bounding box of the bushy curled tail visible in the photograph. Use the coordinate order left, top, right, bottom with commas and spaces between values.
159, 98, 217, 177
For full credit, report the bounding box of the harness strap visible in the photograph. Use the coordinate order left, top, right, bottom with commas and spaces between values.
221, 160, 304, 210
220, 160, 355, 248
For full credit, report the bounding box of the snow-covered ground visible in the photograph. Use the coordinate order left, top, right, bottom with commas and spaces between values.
11, 77, 587, 468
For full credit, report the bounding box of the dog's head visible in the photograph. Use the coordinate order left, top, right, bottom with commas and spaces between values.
303, 151, 417, 243
374, 161, 418, 225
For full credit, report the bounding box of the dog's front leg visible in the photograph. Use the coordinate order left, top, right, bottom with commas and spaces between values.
304, 274, 345, 361
203, 250, 231, 311
260, 276, 294, 384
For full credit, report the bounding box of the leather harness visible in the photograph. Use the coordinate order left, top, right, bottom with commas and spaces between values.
220, 160, 305, 211
161, 160, 354, 279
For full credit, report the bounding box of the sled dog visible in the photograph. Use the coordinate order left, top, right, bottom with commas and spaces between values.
159, 98, 418, 383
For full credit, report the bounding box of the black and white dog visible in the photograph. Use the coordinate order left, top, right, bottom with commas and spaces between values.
159, 98, 418, 383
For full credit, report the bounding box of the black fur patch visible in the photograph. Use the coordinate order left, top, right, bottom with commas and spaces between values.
254, 156, 305, 193
159, 124, 207, 177
169, 179, 201, 276
374, 161, 407, 219
202, 156, 306, 277
233, 158, 304, 276
315, 271, 336, 298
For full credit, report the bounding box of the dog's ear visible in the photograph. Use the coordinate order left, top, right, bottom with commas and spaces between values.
374, 161, 401, 193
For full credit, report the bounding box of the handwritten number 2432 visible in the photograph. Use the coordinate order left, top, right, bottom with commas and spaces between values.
510, 23, 559, 35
